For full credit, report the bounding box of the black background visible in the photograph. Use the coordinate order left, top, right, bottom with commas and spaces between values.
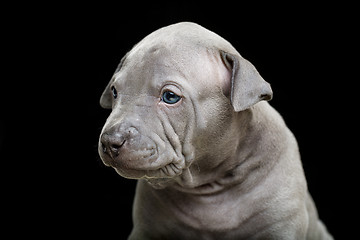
2, 2, 357, 239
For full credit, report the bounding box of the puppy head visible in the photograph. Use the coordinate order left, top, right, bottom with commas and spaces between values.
98, 22, 272, 187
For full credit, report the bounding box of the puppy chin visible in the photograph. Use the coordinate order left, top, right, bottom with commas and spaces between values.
113, 167, 146, 179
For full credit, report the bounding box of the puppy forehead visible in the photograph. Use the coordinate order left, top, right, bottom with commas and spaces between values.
116, 51, 182, 79
114, 46, 203, 92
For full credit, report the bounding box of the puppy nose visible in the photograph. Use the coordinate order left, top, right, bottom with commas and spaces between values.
100, 132, 126, 157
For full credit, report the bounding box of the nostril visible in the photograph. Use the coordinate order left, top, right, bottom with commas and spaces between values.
110, 140, 126, 154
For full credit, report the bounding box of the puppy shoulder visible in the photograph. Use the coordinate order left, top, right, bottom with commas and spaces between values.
251, 101, 287, 127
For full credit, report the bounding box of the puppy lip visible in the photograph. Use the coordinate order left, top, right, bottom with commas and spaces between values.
111, 160, 185, 180
101, 149, 158, 170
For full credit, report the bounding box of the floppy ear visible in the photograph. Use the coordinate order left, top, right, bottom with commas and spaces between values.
220, 51, 273, 112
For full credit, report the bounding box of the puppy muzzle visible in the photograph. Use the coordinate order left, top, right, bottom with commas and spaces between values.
98, 121, 186, 180
100, 125, 156, 166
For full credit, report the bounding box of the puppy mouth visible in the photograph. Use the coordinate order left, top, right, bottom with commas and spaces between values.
145, 162, 184, 178
100, 148, 185, 179
101, 147, 156, 168
112, 161, 184, 180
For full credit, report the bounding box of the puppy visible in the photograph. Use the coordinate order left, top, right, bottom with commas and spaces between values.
98, 22, 333, 239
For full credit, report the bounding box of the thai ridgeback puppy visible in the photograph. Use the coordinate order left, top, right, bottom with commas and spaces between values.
98, 22, 333, 239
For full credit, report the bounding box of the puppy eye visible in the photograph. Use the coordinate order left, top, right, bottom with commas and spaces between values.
161, 91, 181, 104
111, 86, 117, 99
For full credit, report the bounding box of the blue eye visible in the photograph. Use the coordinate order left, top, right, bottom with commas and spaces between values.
111, 86, 117, 99
162, 91, 181, 104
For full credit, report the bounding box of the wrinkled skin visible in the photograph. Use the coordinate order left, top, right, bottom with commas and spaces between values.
98, 22, 333, 239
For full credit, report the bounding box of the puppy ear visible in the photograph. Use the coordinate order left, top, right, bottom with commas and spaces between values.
220, 51, 273, 112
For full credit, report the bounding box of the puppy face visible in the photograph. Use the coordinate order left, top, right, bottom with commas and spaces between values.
99, 45, 219, 180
